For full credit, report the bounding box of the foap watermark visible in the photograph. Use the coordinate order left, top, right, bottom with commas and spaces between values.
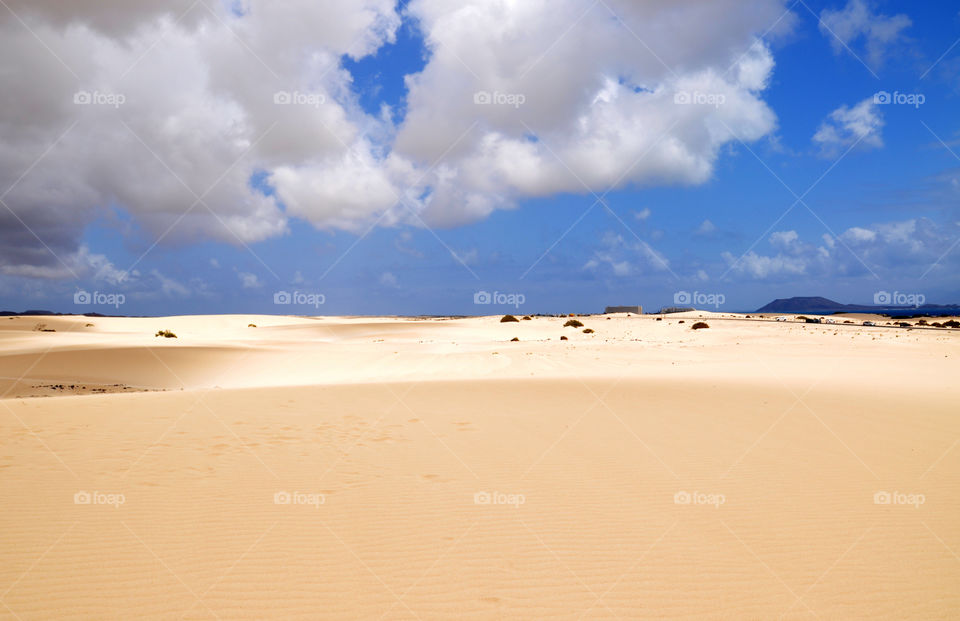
873, 91, 925, 108
674, 291, 725, 308
474, 490, 525, 508
73, 90, 126, 108
274, 290, 326, 308
474, 290, 525, 309
874, 291, 925, 307
273, 90, 325, 108
473, 90, 526, 109
74, 290, 125, 309
874, 490, 925, 508
274, 490, 325, 509
673, 90, 725, 108
674, 490, 725, 508
74, 490, 125, 508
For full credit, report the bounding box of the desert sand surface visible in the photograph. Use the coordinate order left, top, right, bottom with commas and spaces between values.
1, 313, 958, 619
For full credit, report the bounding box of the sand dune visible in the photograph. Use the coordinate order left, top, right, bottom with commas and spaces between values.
1, 313, 958, 619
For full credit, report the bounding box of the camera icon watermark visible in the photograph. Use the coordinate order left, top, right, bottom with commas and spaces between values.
274, 490, 325, 509
873, 91, 925, 108
673, 291, 725, 308
273, 90, 325, 108
73, 90, 126, 109
673, 90, 725, 108
473, 290, 526, 309
74, 490, 125, 507
273, 291, 325, 308
873, 291, 925, 307
474, 490, 525, 508
874, 490, 924, 508
74, 290, 125, 309
473, 90, 526, 109
674, 490, 725, 508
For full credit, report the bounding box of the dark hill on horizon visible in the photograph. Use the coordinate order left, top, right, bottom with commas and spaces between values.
756, 296, 960, 316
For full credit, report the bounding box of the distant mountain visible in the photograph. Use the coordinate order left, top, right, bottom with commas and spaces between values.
755, 297, 960, 317
756, 297, 850, 313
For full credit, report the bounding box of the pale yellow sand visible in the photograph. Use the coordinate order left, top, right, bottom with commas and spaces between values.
1, 313, 958, 619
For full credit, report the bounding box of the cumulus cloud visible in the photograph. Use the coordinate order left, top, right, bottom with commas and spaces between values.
379, 271, 399, 288
0, 0, 401, 273
634, 208, 652, 221
397, 0, 786, 226
584, 231, 670, 277
238, 272, 262, 289
0, 0, 791, 277
723, 219, 958, 279
695, 219, 717, 236
813, 98, 884, 156
818, 0, 911, 70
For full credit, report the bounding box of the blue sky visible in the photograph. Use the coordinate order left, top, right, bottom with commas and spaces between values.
1, 0, 958, 315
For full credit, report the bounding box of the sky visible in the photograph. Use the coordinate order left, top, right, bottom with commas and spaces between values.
0, 0, 958, 316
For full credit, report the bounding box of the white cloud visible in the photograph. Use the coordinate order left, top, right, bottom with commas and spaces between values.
724, 219, 957, 279
150, 269, 191, 297
634, 208, 652, 221
379, 271, 399, 287
0, 0, 401, 270
722, 250, 807, 279
819, 0, 911, 70
769, 230, 799, 249
696, 219, 717, 235
0, 0, 791, 275
813, 98, 883, 156
238, 272, 262, 289
584, 231, 670, 277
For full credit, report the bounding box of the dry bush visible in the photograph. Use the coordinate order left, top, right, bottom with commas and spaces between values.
564, 319, 584, 328
691, 322, 710, 330
500, 315, 519, 323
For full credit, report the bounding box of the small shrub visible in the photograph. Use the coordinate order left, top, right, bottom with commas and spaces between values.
510, 337, 519, 342
916, 319, 928, 326
85, 323, 94, 327
944, 320, 960, 328
796, 316, 808, 322
522, 316, 532, 321
678, 320, 685, 324
248, 323, 257, 328
155, 329, 177, 338
583, 328, 594, 334
691, 322, 710, 330
560, 336, 568, 340
500, 315, 519, 323
564, 319, 583, 328
655, 317, 662, 321
931, 322, 943, 328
